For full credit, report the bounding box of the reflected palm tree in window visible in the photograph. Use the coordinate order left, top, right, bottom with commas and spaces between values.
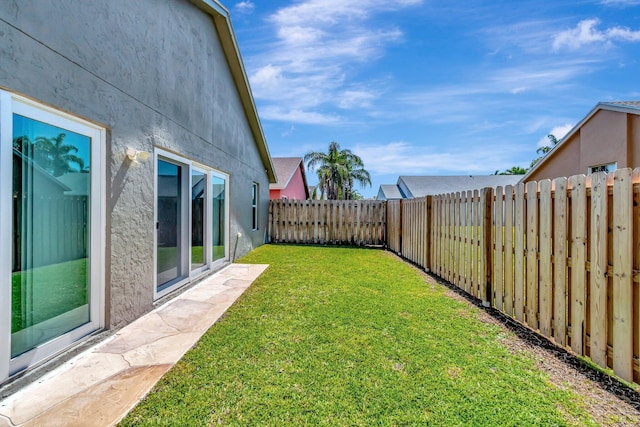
13, 133, 86, 176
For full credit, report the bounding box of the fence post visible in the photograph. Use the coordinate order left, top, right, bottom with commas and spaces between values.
398, 199, 403, 256
481, 187, 493, 307
268, 201, 273, 243
425, 196, 432, 272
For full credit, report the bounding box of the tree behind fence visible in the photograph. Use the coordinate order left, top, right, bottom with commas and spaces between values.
268, 168, 640, 384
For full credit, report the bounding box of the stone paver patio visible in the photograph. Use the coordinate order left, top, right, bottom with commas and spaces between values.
0, 263, 268, 427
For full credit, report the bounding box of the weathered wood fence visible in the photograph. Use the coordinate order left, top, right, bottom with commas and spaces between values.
268, 199, 386, 245
268, 168, 640, 384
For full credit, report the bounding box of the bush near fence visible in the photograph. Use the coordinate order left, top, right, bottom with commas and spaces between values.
268, 168, 640, 384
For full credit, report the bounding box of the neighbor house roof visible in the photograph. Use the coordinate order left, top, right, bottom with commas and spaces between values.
520, 101, 640, 183
191, 0, 276, 183
377, 184, 404, 200
270, 157, 310, 198
398, 175, 521, 198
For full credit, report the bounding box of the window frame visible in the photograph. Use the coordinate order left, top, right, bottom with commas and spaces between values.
0, 90, 106, 382
252, 182, 259, 231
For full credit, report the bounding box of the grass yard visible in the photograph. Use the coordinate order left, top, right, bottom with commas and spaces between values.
121, 245, 601, 426
12, 258, 88, 333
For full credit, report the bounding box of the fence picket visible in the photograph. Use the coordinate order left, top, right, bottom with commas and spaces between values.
589, 172, 608, 368
612, 168, 633, 382
553, 177, 568, 347
495, 186, 504, 311
526, 182, 539, 330
539, 180, 553, 337
569, 174, 587, 355
504, 185, 514, 317
514, 183, 526, 322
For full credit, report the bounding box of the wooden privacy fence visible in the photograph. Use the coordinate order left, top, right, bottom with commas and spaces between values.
389, 168, 640, 384
488, 169, 640, 384
267, 168, 640, 384
387, 197, 431, 271
268, 199, 386, 245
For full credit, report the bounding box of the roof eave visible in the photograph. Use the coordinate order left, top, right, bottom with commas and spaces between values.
190, 0, 276, 184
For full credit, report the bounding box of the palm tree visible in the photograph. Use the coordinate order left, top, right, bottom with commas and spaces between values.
495, 166, 528, 175
530, 134, 560, 168
304, 141, 371, 200
33, 133, 85, 176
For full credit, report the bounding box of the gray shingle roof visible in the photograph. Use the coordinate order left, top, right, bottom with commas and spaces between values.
601, 101, 640, 110
377, 184, 404, 200
399, 175, 521, 198
270, 157, 304, 190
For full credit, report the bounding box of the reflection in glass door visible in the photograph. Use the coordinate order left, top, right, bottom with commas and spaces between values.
212, 174, 226, 262
191, 169, 206, 271
11, 114, 92, 358
156, 159, 184, 290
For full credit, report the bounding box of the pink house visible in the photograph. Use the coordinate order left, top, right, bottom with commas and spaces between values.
269, 157, 310, 200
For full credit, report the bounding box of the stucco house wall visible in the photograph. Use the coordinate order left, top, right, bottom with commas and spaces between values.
0, 0, 274, 385
524, 104, 640, 182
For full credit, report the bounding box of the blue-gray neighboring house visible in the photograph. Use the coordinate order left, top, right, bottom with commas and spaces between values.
378, 175, 521, 200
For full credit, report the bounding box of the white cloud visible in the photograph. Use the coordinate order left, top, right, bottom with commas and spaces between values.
601, 0, 640, 6
259, 106, 343, 125
245, 0, 421, 123
234, 1, 255, 14
553, 18, 640, 51
337, 89, 378, 109
536, 123, 573, 148
354, 141, 525, 175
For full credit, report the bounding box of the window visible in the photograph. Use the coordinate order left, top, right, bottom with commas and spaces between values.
252, 182, 259, 230
0, 91, 105, 382
154, 149, 229, 299
588, 162, 617, 174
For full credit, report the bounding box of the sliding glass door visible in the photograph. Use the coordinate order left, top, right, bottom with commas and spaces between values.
156, 158, 188, 292
1, 91, 105, 382
155, 151, 228, 298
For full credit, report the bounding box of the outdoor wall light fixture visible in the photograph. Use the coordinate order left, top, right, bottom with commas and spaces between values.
125, 147, 150, 164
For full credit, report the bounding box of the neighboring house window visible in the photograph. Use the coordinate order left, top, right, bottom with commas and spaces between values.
155, 149, 229, 299
0, 90, 106, 382
588, 162, 617, 174
252, 182, 259, 230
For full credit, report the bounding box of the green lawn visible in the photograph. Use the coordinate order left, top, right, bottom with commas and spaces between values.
12, 258, 88, 333
157, 246, 226, 272
121, 245, 598, 426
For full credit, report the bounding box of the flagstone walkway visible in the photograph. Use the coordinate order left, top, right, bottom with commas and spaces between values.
0, 263, 268, 427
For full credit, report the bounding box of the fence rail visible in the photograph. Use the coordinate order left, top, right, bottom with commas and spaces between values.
267, 168, 640, 384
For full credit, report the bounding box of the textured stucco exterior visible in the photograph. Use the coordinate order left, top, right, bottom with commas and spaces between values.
524, 107, 640, 182
0, 0, 272, 336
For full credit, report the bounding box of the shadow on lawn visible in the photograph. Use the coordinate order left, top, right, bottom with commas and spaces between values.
427, 272, 640, 412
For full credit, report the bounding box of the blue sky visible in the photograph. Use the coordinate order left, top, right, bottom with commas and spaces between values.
230, 0, 640, 197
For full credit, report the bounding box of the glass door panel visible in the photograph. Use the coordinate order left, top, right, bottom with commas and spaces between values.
11, 114, 91, 358
156, 159, 183, 290
212, 175, 226, 262
191, 170, 206, 271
